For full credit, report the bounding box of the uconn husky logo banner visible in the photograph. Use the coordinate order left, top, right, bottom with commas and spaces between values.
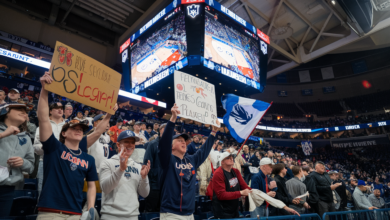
301, 141, 312, 156
222, 94, 271, 143
187, 4, 200, 18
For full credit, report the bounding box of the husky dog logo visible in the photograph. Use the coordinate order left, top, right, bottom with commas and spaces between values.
173, 0, 177, 7
131, 34, 135, 42
209, 0, 214, 6
70, 162, 78, 171
122, 49, 128, 63
187, 4, 200, 18
260, 41, 267, 55
253, 26, 256, 34
230, 104, 253, 125
124, 173, 131, 180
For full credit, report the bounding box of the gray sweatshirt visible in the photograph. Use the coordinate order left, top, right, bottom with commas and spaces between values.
0, 123, 34, 186
99, 155, 150, 220
353, 187, 373, 210
286, 177, 307, 213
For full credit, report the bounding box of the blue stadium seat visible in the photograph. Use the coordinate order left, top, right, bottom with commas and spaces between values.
144, 212, 159, 220
23, 179, 37, 191
94, 198, 101, 216
25, 215, 37, 220
10, 197, 37, 216
14, 190, 38, 200
139, 199, 145, 213
0, 217, 25, 220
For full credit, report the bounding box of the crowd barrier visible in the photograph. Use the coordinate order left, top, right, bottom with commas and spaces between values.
221, 213, 322, 220
322, 208, 390, 220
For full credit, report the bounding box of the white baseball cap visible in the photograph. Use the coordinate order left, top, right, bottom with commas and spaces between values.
260, 157, 274, 166
219, 148, 238, 163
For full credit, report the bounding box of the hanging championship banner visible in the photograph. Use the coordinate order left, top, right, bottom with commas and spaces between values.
301, 141, 313, 156
45, 41, 122, 114
174, 70, 219, 127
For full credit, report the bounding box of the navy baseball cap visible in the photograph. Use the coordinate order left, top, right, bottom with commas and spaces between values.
357, 180, 366, 186
117, 118, 123, 123
93, 114, 104, 122
134, 121, 145, 125
117, 130, 140, 142
173, 133, 190, 141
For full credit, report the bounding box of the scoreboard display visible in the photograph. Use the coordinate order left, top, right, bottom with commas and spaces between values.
120, 0, 270, 96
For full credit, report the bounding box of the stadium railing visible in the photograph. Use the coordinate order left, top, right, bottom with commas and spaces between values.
322, 208, 390, 220
214, 213, 321, 220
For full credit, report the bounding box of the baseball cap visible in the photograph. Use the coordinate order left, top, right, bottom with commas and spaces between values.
9, 88, 19, 93
0, 103, 30, 116
117, 118, 124, 123
49, 102, 64, 110
173, 133, 190, 141
134, 121, 145, 125
260, 157, 273, 166
117, 130, 140, 142
357, 180, 366, 186
219, 148, 237, 163
66, 119, 89, 131
93, 114, 104, 122
328, 170, 338, 175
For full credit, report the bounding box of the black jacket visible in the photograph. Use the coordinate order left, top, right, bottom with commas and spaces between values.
143, 136, 161, 190
271, 175, 294, 216
335, 179, 348, 207
311, 171, 333, 203
304, 174, 319, 204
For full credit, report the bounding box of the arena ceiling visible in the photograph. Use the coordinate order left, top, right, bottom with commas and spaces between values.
2, 0, 390, 78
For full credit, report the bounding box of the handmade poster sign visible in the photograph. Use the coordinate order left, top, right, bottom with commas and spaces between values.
174, 70, 219, 127
45, 41, 121, 114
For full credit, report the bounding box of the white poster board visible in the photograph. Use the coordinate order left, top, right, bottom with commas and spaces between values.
174, 70, 220, 127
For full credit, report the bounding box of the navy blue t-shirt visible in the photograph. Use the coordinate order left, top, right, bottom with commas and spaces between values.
38, 134, 98, 213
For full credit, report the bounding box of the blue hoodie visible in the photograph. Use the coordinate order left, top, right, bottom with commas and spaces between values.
186, 141, 202, 155
158, 121, 215, 215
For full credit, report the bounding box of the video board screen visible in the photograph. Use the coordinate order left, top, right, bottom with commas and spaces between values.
204, 7, 261, 82
130, 7, 187, 89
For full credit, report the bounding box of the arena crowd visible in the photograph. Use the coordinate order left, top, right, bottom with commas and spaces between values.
0, 72, 389, 220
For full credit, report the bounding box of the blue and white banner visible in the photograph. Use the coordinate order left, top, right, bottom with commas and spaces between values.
0, 48, 51, 69
323, 86, 336, 94
278, 90, 288, 97
301, 141, 312, 155
222, 94, 271, 143
301, 89, 313, 96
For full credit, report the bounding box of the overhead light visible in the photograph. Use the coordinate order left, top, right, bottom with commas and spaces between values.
196, 74, 198, 76
205, 77, 207, 79
157, 93, 159, 95
235, 89, 237, 92
168, 87, 171, 89
331, 0, 336, 5
223, 93, 225, 95
219, 83, 222, 85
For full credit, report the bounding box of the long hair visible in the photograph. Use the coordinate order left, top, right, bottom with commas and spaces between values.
59, 123, 70, 144
0, 109, 28, 132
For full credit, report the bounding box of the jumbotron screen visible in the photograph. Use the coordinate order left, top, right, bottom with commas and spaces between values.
204, 6, 261, 83
130, 7, 187, 89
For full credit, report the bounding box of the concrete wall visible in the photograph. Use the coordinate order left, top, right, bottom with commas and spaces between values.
251, 66, 390, 103
0, 4, 118, 67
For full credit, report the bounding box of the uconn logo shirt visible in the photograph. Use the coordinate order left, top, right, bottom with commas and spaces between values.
37, 134, 98, 214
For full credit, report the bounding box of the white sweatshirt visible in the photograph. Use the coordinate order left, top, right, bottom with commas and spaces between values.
99, 155, 150, 220
88, 132, 111, 173
33, 119, 66, 159
209, 149, 222, 169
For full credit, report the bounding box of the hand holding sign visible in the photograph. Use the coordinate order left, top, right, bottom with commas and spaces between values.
45, 41, 121, 114
211, 120, 220, 134
170, 103, 180, 123
40, 71, 53, 88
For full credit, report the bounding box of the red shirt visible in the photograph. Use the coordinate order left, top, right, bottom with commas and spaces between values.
212, 167, 251, 200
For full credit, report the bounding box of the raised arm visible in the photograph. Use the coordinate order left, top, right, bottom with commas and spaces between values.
191, 121, 219, 168
158, 104, 179, 171
86, 104, 118, 148
38, 72, 53, 142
